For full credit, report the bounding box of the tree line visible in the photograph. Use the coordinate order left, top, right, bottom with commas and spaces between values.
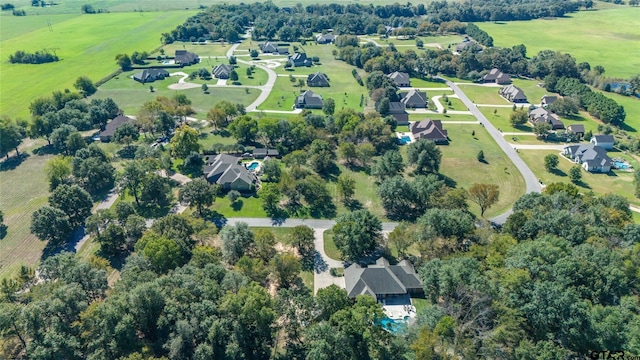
8, 49, 58, 64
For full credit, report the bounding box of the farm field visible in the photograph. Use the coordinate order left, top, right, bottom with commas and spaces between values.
477, 7, 640, 79
519, 149, 640, 207
0, 151, 52, 279
90, 73, 260, 118
420, 124, 525, 218
0, 11, 196, 118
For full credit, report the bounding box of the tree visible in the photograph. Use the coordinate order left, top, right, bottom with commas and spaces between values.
207, 107, 227, 131
260, 183, 281, 216
377, 97, 390, 116
117, 160, 150, 205
569, 165, 582, 184
220, 222, 255, 264
96, 223, 126, 255
533, 122, 552, 139
228, 115, 258, 144
136, 233, 183, 273
30, 206, 72, 245
0, 118, 25, 158
270, 252, 301, 288
139, 173, 171, 207
229, 55, 237, 65
332, 209, 381, 261
308, 139, 336, 175
73, 76, 96, 97
113, 122, 140, 146
227, 190, 241, 203
388, 224, 415, 259
407, 139, 442, 175
289, 225, 315, 269
229, 70, 239, 82
115, 53, 132, 70
261, 159, 281, 182
468, 183, 500, 217
253, 229, 276, 263
338, 142, 358, 165
51, 124, 79, 155
372, 150, 404, 181
323, 98, 335, 115
179, 178, 216, 216
477, 150, 485, 162
250, 49, 259, 58
544, 154, 559, 172
336, 174, 356, 203
201, 83, 208, 93
509, 110, 528, 127
73, 145, 115, 195
170, 124, 200, 159
49, 184, 93, 228
549, 97, 579, 116
45, 155, 72, 190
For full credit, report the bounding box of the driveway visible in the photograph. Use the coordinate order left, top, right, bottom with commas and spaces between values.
225, 43, 278, 112
443, 79, 542, 224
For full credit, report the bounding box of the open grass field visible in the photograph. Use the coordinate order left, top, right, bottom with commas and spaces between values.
480, 107, 533, 132
512, 79, 549, 103
90, 73, 260, 118
161, 42, 231, 58
0, 11, 196, 118
0, 152, 52, 279
457, 85, 510, 104
436, 124, 526, 218
445, 97, 468, 111
477, 7, 640, 79
519, 149, 640, 207
410, 78, 451, 88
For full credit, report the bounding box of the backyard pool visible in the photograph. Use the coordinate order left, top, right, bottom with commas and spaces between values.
398, 136, 412, 145
379, 317, 409, 334
246, 162, 260, 171
613, 161, 630, 170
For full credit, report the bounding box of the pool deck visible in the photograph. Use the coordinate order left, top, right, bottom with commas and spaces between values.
396, 131, 416, 144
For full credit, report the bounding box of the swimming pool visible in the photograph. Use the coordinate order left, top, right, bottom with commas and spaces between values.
246, 162, 260, 171
613, 161, 629, 169
398, 136, 412, 144
379, 317, 409, 334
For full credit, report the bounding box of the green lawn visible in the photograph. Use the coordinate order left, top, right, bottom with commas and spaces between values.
457, 85, 510, 104
328, 164, 386, 219
0, 13, 77, 40
519, 149, 640, 207
410, 78, 451, 89
480, 107, 533, 132
511, 79, 549, 104
409, 113, 478, 122
437, 124, 526, 218
477, 7, 640, 79
250, 227, 295, 244
162, 42, 231, 57
633, 211, 640, 224
211, 193, 268, 218
445, 97, 468, 111
0, 11, 196, 119
198, 130, 238, 150
0, 152, 52, 279
322, 229, 342, 261
90, 73, 259, 118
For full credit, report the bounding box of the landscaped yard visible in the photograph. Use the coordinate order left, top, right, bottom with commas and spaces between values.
322, 229, 342, 260
211, 193, 268, 218
90, 73, 260, 118
477, 7, 640, 79
519, 149, 640, 207
480, 107, 533, 132
436, 124, 526, 218
511, 78, 550, 104
0, 11, 197, 118
457, 85, 510, 104
161, 42, 231, 57
409, 113, 478, 122
410, 78, 451, 88
444, 97, 468, 111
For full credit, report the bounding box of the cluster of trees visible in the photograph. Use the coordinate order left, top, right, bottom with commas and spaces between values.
1, 3, 15, 10
114, 51, 149, 70
547, 76, 627, 125
0, 117, 28, 159
166, 1, 577, 44
8, 49, 58, 64
136, 94, 193, 136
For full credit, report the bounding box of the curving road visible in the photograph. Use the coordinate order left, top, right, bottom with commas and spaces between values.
442, 78, 542, 224
225, 43, 278, 112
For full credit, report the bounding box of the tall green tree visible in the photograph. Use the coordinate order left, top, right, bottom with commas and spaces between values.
228, 115, 258, 144
407, 139, 442, 175
73, 76, 97, 97
270, 252, 301, 288
468, 183, 500, 217
49, 184, 93, 228
220, 222, 255, 264
371, 150, 404, 181
544, 154, 559, 172
170, 125, 200, 159
332, 209, 381, 261
0, 117, 25, 158
30, 206, 72, 245
179, 178, 216, 216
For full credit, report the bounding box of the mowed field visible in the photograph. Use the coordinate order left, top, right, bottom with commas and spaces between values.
0, 11, 196, 118
477, 7, 640, 79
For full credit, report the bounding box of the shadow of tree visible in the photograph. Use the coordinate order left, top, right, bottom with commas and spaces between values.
314, 251, 329, 274
0, 153, 29, 172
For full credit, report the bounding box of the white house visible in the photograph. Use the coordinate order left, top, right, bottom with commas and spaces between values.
590, 134, 615, 150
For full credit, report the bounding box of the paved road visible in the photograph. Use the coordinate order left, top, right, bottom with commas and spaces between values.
443, 78, 542, 224
226, 43, 278, 112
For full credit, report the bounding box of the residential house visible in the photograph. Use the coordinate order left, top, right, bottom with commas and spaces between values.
203, 154, 257, 191
344, 257, 423, 301
174, 50, 199, 66
400, 89, 428, 108
288, 52, 312, 67
132, 69, 169, 83
590, 134, 615, 149
316, 33, 337, 44
410, 119, 449, 144
528, 107, 565, 130
277, 47, 290, 55
100, 115, 133, 142
253, 148, 280, 159
260, 42, 278, 53
564, 143, 612, 173
455, 40, 481, 53
213, 64, 234, 79
567, 124, 585, 138
387, 102, 408, 125
482, 68, 511, 84
387, 71, 411, 87
307, 72, 330, 87
499, 84, 527, 103
295, 90, 324, 109
541, 95, 558, 107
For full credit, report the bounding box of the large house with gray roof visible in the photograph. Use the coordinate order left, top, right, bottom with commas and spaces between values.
410, 119, 449, 144
203, 154, 257, 191
564, 143, 612, 173
175, 50, 199, 66
400, 89, 428, 108
213, 64, 234, 79
387, 71, 410, 87
100, 115, 133, 142
590, 134, 615, 149
345, 257, 423, 301
307, 72, 330, 87
295, 90, 324, 109
288, 52, 312, 67
482, 68, 511, 85
499, 84, 527, 103
316, 33, 337, 44
528, 107, 565, 130
132, 69, 169, 83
